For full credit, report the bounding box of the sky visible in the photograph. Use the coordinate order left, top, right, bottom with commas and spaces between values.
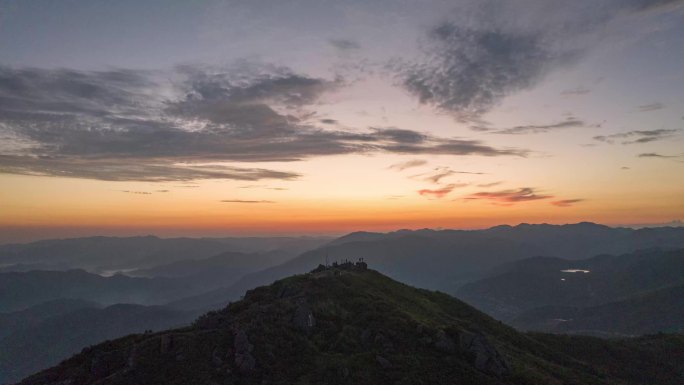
0, 0, 683, 243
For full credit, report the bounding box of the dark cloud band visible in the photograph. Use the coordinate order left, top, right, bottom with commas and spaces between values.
0, 65, 525, 182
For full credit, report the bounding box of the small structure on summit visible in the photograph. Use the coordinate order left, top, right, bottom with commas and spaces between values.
311, 257, 368, 273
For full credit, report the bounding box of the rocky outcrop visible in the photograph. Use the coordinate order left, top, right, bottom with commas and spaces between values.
292, 301, 316, 331
160, 334, 173, 354
459, 331, 510, 378
233, 329, 256, 373
434, 330, 456, 353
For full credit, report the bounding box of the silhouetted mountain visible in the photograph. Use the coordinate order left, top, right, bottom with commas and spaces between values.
456, 248, 684, 322
0, 299, 100, 340
116, 250, 300, 297
167, 224, 684, 312
166, 234, 543, 311
510, 284, 684, 337
0, 270, 213, 313
131, 250, 294, 279
0, 236, 330, 273
0, 303, 200, 384
19, 268, 684, 385
334, 223, 684, 260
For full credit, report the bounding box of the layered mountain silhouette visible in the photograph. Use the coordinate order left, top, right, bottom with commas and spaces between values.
457, 248, 684, 334
509, 283, 684, 336
0, 236, 330, 273
166, 224, 684, 312
3, 223, 684, 384
19, 267, 684, 385
0, 270, 212, 313
0, 302, 201, 384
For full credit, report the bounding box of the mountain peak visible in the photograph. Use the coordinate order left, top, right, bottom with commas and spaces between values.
20, 266, 684, 385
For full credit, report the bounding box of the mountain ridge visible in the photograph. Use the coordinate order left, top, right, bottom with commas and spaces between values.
18, 267, 684, 385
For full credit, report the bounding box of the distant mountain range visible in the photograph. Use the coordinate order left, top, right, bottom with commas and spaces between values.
3, 223, 684, 383
0, 300, 201, 384
0, 269, 210, 313
18, 268, 684, 385
0, 236, 330, 273
166, 223, 684, 311
457, 248, 684, 335
509, 283, 684, 336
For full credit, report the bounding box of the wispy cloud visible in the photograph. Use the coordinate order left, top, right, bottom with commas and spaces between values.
551, 199, 585, 207
638, 152, 673, 158
477, 181, 503, 188
385, 195, 405, 200
637, 102, 665, 112
424, 170, 455, 184
388, 159, 428, 171
561, 87, 591, 96
489, 119, 585, 135
411, 167, 484, 184
418, 184, 461, 198
466, 187, 552, 205
0, 156, 300, 182
329, 39, 361, 51
637, 152, 683, 160
220, 199, 276, 204
238, 184, 288, 190
594, 129, 679, 144
121, 190, 152, 195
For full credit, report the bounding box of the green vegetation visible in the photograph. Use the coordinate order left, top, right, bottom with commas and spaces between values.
20, 268, 684, 385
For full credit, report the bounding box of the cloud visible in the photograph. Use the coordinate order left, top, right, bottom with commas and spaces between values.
371, 127, 428, 144
385, 195, 405, 200
631, 0, 684, 11
0, 155, 300, 182
477, 181, 502, 187
238, 184, 288, 190
121, 190, 152, 195
551, 199, 585, 207
400, 22, 566, 120
637, 102, 665, 112
594, 129, 679, 144
424, 170, 455, 184
410, 166, 484, 184
166, 64, 341, 130
0, 65, 525, 181
561, 87, 591, 96
421, 166, 482, 184
466, 187, 552, 204
418, 184, 460, 198
396, 0, 684, 120
329, 39, 361, 51
488, 119, 585, 135
320, 119, 338, 124
637, 152, 678, 158
388, 159, 427, 171
220, 199, 276, 204
377, 132, 525, 157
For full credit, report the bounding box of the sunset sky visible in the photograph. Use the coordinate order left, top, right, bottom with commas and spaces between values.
1, 0, 683, 243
